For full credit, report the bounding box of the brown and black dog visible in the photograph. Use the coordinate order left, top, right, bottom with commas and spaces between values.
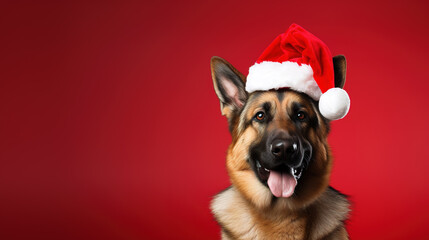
210, 56, 350, 240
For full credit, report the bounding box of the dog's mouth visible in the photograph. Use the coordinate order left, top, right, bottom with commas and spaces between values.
256, 161, 307, 198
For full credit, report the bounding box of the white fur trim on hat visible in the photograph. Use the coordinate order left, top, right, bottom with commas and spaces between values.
319, 88, 350, 120
246, 61, 322, 100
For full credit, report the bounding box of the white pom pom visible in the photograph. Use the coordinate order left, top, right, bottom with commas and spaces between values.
319, 88, 350, 120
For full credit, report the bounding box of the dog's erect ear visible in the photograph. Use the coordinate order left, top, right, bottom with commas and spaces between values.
210, 56, 247, 118
333, 55, 347, 89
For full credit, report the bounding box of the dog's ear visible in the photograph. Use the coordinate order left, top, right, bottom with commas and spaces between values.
210, 56, 247, 119
333, 55, 347, 89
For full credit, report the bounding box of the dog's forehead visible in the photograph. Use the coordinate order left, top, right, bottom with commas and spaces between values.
246, 91, 277, 106
246, 90, 309, 110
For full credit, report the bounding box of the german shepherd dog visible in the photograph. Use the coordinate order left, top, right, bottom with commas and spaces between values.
210, 56, 350, 240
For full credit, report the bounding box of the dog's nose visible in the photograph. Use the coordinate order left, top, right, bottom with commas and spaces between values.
271, 139, 285, 157
270, 139, 298, 157
270, 138, 301, 167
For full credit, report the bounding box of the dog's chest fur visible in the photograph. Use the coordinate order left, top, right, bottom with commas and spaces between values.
211, 187, 350, 240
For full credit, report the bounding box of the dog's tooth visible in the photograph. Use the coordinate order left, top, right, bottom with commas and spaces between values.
292, 143, 298, 151
292, 168, 298, 178
264, 168, 270, 172
292, 167, 303, 180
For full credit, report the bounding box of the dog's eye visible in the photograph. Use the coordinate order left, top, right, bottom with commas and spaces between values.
297, 111, 307, 121
254, 111, 266, 122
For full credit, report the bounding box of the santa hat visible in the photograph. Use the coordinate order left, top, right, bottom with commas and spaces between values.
246, 24, 350, 120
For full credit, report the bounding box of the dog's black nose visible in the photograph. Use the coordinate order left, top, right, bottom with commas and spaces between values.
271, 139, 297, 156
271, 139, 285, 157
270, 139, 299, 164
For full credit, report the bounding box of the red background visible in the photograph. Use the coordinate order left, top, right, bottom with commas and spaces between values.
1, 1, 429, 239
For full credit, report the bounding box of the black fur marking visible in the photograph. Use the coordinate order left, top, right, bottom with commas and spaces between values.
308, 114, 319, 129
248, 91, 264, 100
260, 102, 272, 123
291, 102, 304, 114
262, 102, 271, 112
277, 90, 285, 102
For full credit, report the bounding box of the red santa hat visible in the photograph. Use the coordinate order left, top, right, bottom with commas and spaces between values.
246, 24, 350, 120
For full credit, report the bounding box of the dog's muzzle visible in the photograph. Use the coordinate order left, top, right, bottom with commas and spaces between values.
251, 131, 312, 198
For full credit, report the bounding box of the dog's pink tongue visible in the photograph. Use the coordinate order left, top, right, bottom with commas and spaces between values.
267, 171, 297, 198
